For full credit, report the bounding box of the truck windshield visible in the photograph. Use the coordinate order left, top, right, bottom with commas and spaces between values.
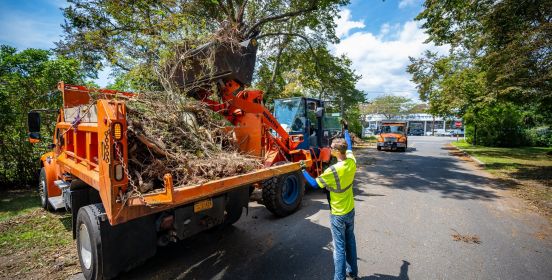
381, 125, 405, 134
273, 98, 305, 132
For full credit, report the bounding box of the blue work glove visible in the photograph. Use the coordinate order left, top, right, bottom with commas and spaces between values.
301, 169, 318, 188
344, 129, 352, 151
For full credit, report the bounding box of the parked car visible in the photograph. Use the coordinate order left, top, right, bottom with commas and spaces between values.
408, 128, 424, 136
448, 129, 464, 137
435, 129, 448, 136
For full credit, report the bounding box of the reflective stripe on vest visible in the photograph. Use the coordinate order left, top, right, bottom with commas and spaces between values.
322, 166, 352, 193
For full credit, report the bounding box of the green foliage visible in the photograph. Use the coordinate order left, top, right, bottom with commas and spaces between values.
58, 0, 349, 91
0, 45, 83, 187
360, 95, 415, 119
415, 0, 552, 123
463, 102, 526, 147
525, 127, 552, 147
409, 0, 551, 147
58, 0, 365, 131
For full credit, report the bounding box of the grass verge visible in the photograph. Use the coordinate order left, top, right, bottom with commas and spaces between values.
0, 190, 78, 279
451, 140, 552, 218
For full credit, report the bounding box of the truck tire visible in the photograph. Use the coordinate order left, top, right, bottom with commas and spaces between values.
38, 167, 53, 211
262, 171, 305, 217
76, 204, 157, 280
76, 204, 107, 280
377, 146, 382, 151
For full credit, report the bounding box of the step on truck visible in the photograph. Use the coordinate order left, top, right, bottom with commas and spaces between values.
28, 36, 337, 279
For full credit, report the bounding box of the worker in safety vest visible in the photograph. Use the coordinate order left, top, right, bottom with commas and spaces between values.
300, 122, 358, 280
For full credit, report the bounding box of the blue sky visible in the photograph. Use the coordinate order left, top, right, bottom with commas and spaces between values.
0, 0, 444, 100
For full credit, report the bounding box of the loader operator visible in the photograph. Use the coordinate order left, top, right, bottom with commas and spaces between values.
300, 122, 358, 280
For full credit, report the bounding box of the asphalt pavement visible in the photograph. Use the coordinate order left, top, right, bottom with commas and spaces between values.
78, 136, 552, 280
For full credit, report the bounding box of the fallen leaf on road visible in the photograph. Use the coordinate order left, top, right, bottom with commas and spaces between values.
451, 229, 481, 244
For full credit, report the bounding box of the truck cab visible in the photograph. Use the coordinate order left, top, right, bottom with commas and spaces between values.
272, 97, 337, 151
376, 121, 408, 152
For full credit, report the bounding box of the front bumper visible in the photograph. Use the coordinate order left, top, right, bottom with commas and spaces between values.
377, 142, 406, 148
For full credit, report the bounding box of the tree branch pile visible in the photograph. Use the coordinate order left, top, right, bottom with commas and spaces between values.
124, 92, 262, 193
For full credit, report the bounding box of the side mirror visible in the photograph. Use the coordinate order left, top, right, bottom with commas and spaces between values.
28, 111, 41, 143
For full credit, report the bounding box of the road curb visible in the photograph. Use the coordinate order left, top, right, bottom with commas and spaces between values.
452, 145, 486, 166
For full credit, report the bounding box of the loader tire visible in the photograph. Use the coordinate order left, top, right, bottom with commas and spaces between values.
38, 167, 53, 211
262, 171, 305, 217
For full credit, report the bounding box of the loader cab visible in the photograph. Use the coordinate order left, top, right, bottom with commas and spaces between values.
273, 97, 333, 149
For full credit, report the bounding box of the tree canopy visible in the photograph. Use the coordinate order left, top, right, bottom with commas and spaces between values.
0, 46, 83, 186
408, 0, 551, 146
57, 0, 365, 133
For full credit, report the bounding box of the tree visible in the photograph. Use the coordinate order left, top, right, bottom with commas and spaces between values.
58, 0, 365, 132
360, 95, 415, 119
57, 0, 348, 92
416, 0, 552, 122
0, 46, 83, 187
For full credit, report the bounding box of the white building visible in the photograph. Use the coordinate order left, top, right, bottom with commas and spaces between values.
362, 113, 463, 136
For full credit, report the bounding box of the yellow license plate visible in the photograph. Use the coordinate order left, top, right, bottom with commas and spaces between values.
194, 199, 213, 213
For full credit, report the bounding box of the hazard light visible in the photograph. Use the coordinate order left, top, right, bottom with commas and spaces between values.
113, 122, 122, 140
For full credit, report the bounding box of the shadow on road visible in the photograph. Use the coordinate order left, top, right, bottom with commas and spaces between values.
361, 260, 410, 280
354, 147, 514, 201
118, 194, 335, 280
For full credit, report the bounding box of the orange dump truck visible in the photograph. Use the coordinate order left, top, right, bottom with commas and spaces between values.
28, 82, 320, 279
27, 37, 338, 279
376, 120, 408, 152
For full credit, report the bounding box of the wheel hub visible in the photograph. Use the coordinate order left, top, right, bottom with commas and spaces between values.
79, 223, 92, 270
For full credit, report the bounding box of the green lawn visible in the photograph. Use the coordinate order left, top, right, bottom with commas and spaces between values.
451, 140, 552, 217
0, 190, 77, 278
452, 140, 552, 177
0, 190, 41, 222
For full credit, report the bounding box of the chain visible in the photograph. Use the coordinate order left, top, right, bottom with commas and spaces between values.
114, 141, 151, 207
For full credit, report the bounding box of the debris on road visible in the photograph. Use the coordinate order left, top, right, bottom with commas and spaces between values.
451, 229, 481, 244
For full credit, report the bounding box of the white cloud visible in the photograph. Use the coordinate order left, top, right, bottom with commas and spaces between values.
398, 0, 418, 9
333, 19, 449, 101
334, 9, 365, 38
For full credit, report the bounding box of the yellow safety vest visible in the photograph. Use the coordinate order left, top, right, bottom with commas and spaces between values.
316, 150, 356, 215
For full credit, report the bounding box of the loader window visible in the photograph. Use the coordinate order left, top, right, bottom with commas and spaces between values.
274, 98, 305, 133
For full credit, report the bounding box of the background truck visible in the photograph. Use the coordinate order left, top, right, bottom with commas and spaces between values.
27, 37, 339, 279
376, 120, 408, 152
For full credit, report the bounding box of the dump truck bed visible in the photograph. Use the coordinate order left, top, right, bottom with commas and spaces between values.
115, 161, 302, 224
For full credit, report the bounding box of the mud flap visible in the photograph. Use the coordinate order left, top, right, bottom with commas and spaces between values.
99, 211, 157, 279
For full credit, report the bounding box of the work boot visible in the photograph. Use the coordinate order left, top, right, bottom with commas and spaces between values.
346, 273, 360, 280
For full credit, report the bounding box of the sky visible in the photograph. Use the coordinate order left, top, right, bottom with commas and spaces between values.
0, 0, 447, 101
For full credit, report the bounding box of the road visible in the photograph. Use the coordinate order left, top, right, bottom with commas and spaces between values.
88, 136, 552, 279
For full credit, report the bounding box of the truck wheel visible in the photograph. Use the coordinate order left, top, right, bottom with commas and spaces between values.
76, 204, 157, 280
262, 171, 305, 217
38, 167, 52, 211
377, 146, 382, 151
76, 204, 106, 280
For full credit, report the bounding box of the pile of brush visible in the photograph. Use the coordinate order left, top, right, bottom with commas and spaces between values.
124, 91, 262, 193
